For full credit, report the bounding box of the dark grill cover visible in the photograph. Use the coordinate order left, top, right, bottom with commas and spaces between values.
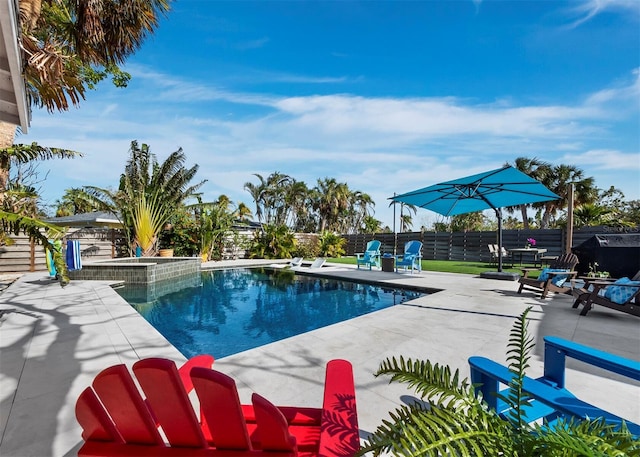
572, 234, 640, 279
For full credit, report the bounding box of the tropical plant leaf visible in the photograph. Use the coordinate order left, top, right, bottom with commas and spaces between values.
0, 210, 69, 286
530, 417, 640, 457
375, 356, 477, 410
362, 307, 637, 457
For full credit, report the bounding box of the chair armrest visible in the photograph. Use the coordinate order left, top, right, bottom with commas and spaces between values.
319, 359, 359, 456
178, 355, 215, 393
519, 268, 539, 278
469, 355, 639, 434
543, 336, 640, 387
547, 270, 577, 275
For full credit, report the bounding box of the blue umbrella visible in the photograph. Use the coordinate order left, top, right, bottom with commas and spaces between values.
391, 166, 560, 272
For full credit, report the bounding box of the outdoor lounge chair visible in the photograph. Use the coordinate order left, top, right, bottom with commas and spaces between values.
395, 240, 422, 273
469, 336, 640, 435
75, 356, 359, 456
308, 258, 326, 269
572, 271, 640, 317
270, 257, 303, 269
356, 240, 381, 270
488, 244, 510, 265
517, 253, 579, 298
291, 258, 326, 271
288, 257, 303, 267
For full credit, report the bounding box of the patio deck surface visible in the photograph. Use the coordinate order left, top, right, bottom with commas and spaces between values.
1, 260, 638, 456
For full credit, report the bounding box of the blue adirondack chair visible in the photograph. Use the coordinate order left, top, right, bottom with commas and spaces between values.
395, 240, 423, 273
469, 336, 640, 435
356, 240, 381, 270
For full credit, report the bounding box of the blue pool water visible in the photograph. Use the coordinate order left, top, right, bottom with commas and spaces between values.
120, 268, 424, 358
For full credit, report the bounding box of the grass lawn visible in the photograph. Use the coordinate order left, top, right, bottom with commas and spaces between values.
328, 257, 527, 276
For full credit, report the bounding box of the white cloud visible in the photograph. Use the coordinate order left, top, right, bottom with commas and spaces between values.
561, 149, 640, 170
25, 68, 640, 226
564, 0, 640, 28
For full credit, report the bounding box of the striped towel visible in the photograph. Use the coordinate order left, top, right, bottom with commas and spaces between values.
66, 240, 82, 271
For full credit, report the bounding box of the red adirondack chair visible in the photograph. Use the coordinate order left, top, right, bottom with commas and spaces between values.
75, 355, 359, 457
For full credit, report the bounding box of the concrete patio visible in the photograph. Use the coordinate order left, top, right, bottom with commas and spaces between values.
1, 260, 638, 456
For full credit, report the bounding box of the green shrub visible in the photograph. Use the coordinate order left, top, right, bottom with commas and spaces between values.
249, 224, 296, 259
318, 231, 345, 257
294, 236, 320, 258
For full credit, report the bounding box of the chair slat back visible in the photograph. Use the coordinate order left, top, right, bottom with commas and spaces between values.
405, 240, 422, 255
75, 387, 124, 443
91, 365, 164, 445
191, 367, 253, 451
366, 240, 381, 252
133, 358, 207, 448
551, 253, 579, 270
251, 393, 298, 452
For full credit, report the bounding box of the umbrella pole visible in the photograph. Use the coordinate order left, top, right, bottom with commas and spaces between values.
393, 193, 397, 256
496, 208, 503, 272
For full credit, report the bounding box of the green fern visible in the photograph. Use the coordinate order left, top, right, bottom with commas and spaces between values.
359, 307, 638, 457
502, 306, 536, 432
375, 356, 477, 410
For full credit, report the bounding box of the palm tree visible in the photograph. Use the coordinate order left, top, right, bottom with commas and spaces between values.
83, 141, 204, 255
347, 191, 375, 234
362, 215, 383, 234
244, 174, 267, 224
573, 203, 613, 227
399, 203, 417, 232
504, 157, 550, 229
234, 202, 253, 224
313, 178, 350, 233
0, 0, 172, 149
244, 172, 294, 226
0, 143, 82, 203
0, 144, 83, 285
539, 164, 597, 229
18, 0, 170, 114
1, 0, 171, 281
54, 187, 102, 216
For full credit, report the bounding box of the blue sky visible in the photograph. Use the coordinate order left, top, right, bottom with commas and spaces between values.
22, 0, 640, 229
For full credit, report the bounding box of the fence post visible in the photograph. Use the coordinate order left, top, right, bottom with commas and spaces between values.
30, 238, 35, 272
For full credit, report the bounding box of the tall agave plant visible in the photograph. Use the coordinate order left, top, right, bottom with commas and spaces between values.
132, 194, 171, 256
359, 307, 638, 457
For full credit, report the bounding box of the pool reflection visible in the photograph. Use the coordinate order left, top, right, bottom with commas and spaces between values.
125, 268, 424, 358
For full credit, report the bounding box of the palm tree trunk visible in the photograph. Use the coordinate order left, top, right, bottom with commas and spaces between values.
519, 205, 529, 229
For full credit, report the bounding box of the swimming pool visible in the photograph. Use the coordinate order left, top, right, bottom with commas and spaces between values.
119, 268, 424, 358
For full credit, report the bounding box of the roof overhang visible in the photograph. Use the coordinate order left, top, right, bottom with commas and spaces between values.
46, 212, 124, 229
0, 0, 30, 132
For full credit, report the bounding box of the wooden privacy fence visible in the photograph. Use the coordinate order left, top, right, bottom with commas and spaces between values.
0, 228, 122, 274
343, 226, 640, 263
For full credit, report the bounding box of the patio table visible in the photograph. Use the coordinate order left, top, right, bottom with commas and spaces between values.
508, 247, 548, 266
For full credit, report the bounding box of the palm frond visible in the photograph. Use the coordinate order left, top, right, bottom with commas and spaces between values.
0, 210, 69, 286
1, 143, 83, 164
375, 356, 476, 409
530, 418, 640, 457
360, 403, 511, 457
501, 306, 536, 431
